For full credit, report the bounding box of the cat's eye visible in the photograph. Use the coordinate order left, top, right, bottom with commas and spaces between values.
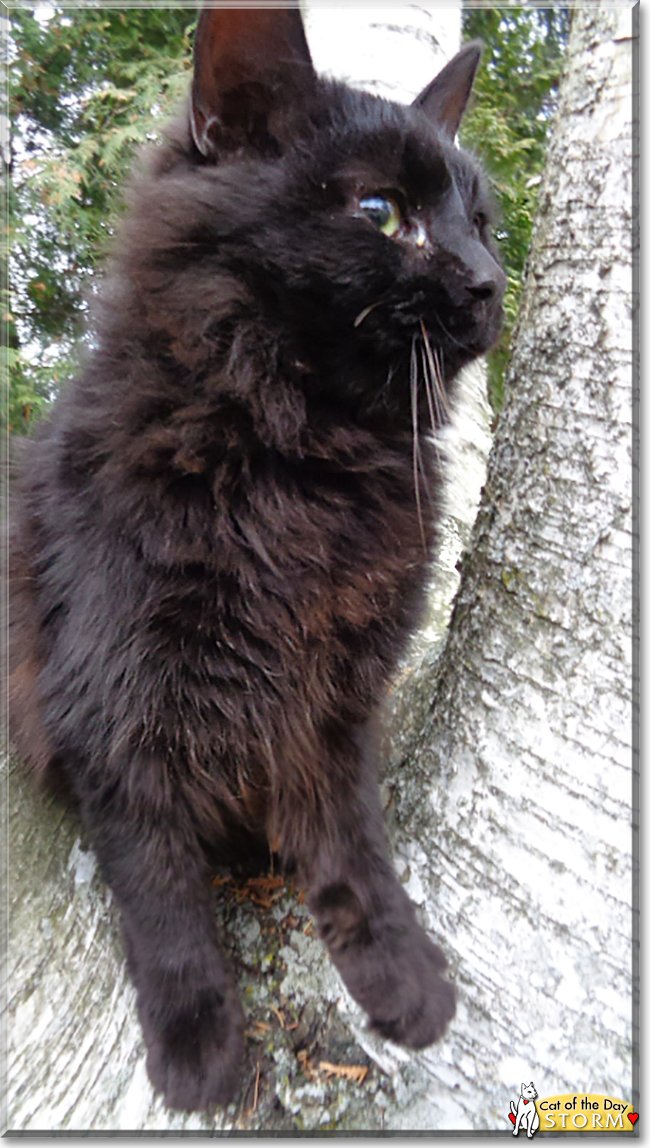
359, 194, 402, 238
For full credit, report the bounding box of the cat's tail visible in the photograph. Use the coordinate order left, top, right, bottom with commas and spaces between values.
510, 1101, 517, 1116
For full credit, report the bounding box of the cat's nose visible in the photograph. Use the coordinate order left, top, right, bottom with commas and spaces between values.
468, 279, 499, 301
466, 252, 506, 303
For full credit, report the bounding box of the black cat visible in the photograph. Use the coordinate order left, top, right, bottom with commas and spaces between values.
9, 8, 505, 1113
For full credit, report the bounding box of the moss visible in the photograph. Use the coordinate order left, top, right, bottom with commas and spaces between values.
501, 565, 521, 592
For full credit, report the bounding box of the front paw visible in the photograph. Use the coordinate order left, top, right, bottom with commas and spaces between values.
364, 924, 456, 1048
315, 884, 455, 1049
143, 986, 245, 1112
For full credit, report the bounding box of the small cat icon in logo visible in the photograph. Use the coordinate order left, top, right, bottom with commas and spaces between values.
509, 1082, 540, 1137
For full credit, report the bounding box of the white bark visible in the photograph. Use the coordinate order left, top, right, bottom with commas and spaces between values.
381, 2, 636, 1129
303, 4, 460, 103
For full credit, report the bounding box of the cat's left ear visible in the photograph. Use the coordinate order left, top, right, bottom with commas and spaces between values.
190, 7, 316, 158
413, 40, 482, 138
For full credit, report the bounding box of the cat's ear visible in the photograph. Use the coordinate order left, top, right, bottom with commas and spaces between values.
413, 40, 482, 138
190, 6, 316, 158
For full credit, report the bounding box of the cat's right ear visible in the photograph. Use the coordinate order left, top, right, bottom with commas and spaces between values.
413, 40, 482, 139
190, 7, 316, 158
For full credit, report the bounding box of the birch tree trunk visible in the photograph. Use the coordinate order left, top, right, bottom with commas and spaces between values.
4, 4, 636, 1134
379, 1, 637, 1129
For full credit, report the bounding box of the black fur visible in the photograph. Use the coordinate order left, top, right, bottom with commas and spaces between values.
9, 9, 504, 1113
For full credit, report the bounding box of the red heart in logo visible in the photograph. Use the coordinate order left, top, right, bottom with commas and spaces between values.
628, 1113, 638, 1126
508, 1114, 516, 1125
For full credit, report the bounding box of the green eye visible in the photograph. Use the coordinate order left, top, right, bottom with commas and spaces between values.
359, 194, 402, 237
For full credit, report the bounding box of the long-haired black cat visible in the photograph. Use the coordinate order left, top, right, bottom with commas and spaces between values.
9, 7, 505, 1113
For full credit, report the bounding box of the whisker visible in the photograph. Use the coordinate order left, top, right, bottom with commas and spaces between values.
368, 362, 396, 414
420, 321, 451, 422
383, 362, 396, 394
353, 299, 384, 327
413, 345, 435, 493
417, 341, 446, 489
410, 340, 427, 552
419, 321, 444, 430
437, 346, 445, 380
420, 340, 442, 431
433, 311, 466, 350
433, 345, 451, 421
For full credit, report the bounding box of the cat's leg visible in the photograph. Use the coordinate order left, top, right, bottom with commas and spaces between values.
275, 723, 456, 1050
75, 756, 244, 1112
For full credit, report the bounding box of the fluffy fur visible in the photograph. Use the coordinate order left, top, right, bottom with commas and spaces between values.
9, 8, 504, 1112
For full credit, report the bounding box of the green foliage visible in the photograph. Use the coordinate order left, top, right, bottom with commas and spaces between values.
7, 6, 195, 432
460, 5, 570, 412
6, 7, 570, 431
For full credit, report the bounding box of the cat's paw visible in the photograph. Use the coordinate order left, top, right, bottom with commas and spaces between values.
364, 924, 456, 1048
315, 883, 455, 1050
144, 986, 245, 1112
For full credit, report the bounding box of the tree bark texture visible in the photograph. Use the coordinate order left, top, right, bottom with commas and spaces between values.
382, 1, 637, 1129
